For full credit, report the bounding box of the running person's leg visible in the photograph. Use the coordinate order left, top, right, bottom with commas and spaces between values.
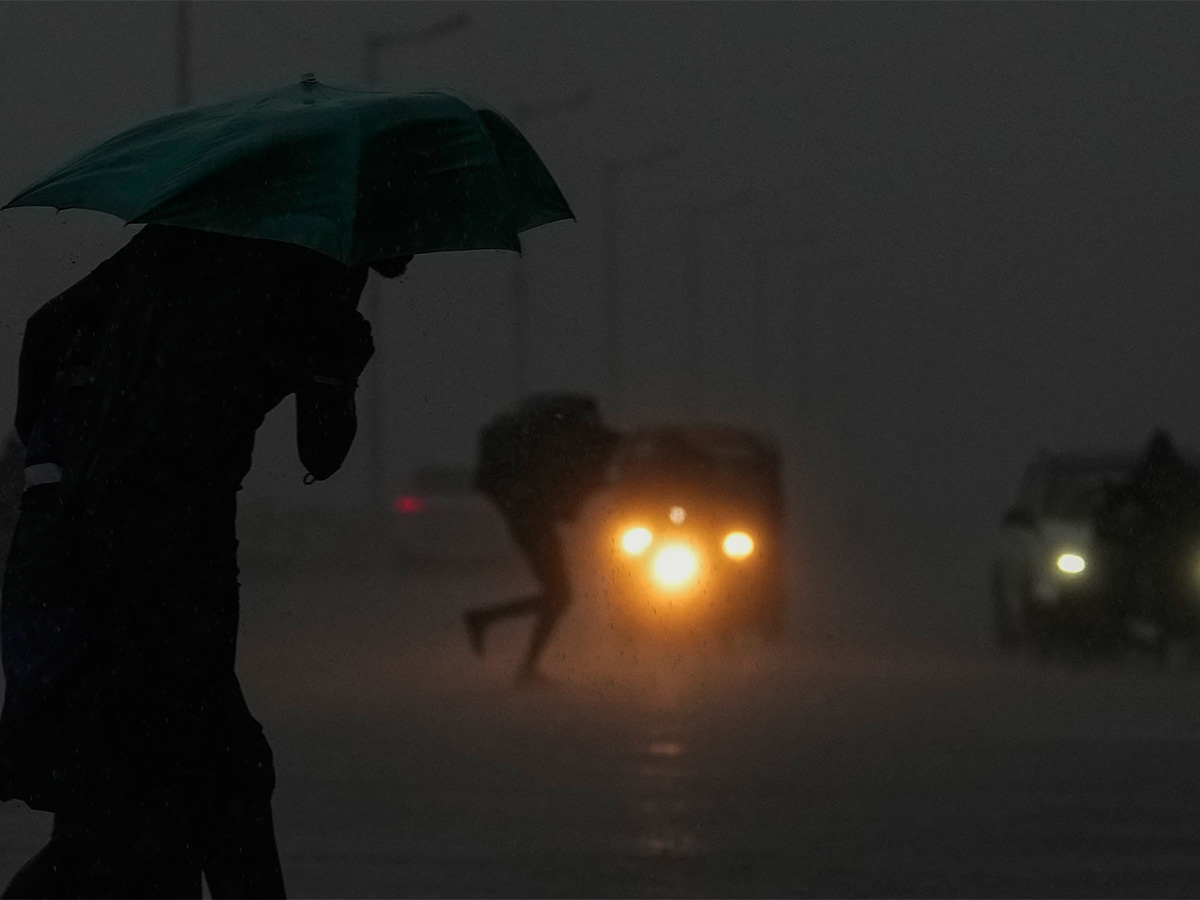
515, 529, 571, 682
463, 513, 555, 655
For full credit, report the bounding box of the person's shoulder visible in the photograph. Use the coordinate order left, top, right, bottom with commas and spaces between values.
27, 248, 130, 329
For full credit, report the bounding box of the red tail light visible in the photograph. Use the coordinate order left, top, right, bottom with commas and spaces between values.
394, 495, 427, 514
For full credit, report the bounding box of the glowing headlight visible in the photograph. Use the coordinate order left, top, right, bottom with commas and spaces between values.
621, 527, 653, 555
723, 531, 755, 560
1056, 553, 1086, 575
653, 544, 699, 588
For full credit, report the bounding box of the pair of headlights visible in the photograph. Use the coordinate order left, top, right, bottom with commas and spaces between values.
619, 527, 755, 560
619, 526, 756, 590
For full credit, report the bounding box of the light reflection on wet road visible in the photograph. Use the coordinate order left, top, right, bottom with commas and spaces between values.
4, 562, 1200, 897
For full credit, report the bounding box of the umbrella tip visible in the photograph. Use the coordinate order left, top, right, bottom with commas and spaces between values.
301, 73, 318, 85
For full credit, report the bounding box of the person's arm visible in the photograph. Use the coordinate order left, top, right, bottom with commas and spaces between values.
296, 381, 358, 481
295, 307, 374, 482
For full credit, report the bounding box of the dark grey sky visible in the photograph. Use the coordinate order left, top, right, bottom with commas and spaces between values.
4, 2, 1200, 639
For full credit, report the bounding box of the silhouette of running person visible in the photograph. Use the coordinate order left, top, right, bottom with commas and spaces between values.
464, 396, 619, 686
0, 225, 409, 898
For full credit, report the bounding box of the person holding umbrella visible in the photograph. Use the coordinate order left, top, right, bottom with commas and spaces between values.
0, 76, 573, 898
1, 226, 406, 898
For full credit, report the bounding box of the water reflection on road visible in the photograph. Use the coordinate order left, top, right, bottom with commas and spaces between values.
229, 563, 1200, 897
5, 562, 1200, 897
626, 682, 700, 872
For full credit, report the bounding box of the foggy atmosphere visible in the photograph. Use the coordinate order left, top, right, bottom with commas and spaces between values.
2, 1, 1200, 897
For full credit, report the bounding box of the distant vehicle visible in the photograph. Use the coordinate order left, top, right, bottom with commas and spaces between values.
992, 451, 1133, 651
391, 464, 512, 565
601, 425, 786, 641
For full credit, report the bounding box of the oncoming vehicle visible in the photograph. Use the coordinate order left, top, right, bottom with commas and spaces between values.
602, 425, 785, 641
992, 451, 1133, 650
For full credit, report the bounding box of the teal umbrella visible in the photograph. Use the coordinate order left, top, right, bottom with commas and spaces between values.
4, 75, 574, 266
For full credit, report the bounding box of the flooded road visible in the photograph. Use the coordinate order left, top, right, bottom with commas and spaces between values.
4, 559, 1200, 897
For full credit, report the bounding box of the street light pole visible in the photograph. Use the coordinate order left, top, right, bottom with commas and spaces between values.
751, 230, 825, 400
507, 87, 593, 403
599, 143, 682, 416
360, 12, 470, 508
175, 0, 191, 107
681, 193, 752, 411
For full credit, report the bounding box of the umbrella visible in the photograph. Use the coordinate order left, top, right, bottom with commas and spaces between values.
3, 75, 574, 266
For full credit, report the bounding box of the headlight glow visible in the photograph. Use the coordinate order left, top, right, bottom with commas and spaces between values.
1056, 552, 1086, 575
653, 544, 699, 588
723, 531, 755, 560
621, 527, 653, 555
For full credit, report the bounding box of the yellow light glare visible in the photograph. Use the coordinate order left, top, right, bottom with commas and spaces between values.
669, 505, 687, 524
1056, 553, 1086, 575
723, 531, 755, 560
653, 544, 699, 589
621, 527, 653, 555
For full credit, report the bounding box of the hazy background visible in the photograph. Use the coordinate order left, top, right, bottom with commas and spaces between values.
4, 2, 1200, 644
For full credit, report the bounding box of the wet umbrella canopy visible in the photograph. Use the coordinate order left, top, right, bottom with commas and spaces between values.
3, 75, 573, 266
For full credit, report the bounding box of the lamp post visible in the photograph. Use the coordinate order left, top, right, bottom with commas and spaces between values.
506, 86, 593, 402
360, 11, 471, 508
599, 143, 682, 415
681, 193, 752, 411
175, 0, 191, 107
751, 229, 828, 400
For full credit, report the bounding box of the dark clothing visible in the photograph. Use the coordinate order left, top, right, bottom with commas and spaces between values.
0, 435, 24, 575
489, 424, 619, 526
507, 515, 572, 615
0, 225, 371, 897
1097, 433, 1200, 631
476, 395, 619, 525
467, 400, 619, 681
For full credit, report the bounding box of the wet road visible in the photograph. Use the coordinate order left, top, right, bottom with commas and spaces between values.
4, 558, 1200, 897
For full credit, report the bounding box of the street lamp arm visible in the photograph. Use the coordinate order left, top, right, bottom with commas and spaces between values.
365, 11, 471, 53
364, 12, 471, 83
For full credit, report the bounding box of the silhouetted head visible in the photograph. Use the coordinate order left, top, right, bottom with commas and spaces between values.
368, 255, 414, 279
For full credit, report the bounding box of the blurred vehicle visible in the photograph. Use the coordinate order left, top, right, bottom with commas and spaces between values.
992, 451, 1133, 651
602, 425, 786, 641
391, 463, 513, 565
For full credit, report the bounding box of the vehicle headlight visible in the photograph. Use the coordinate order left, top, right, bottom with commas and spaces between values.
653, 544, 699, 588
1056, 552, 1086, 575
723, 531, 754, 560
621, 526, 653, 555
